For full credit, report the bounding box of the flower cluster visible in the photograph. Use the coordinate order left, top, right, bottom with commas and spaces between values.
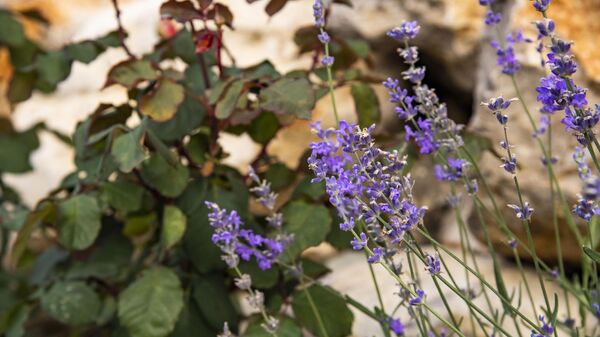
571, 147, 600, 221
389, 317, 405, 335
533, 4, 599, 145
530, 315, 555, 337
308, 121, 426, 260
384, 22, 464, 156
507, 202, 534, 221
313, 0, 334, 67
434, 157, 465, 182
205, 202, 288, 270
490, 31, 532, 75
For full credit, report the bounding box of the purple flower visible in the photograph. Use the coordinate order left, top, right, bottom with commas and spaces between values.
321, 55, 335, 67
409, 289, 425, 306
402, 66, 426, 84
583, 176, 600, 201
501, 155, 517, 174
206, 202, 289, 270
308, 121, 425, 251
434, 157, 465, 182
405, 119, 439, 154
561, 106, 600, 144
508, 238, 518, 249
425, 254, 441, 275
479, 0, 495, 4
491, 41, 520, 75
593, 303, 600, 320
507, 202, 534, 221
482, 96, 515, 112
531, 315, 554, 337
317, 31, 330, 44
485, 10, 502, 26
573, 197, 600, 221
389, 318, 405, 335
387, 21, 420, 41
312, 0, 325, 27
535, 19, 555, 39
533, 0, 551, 12
351, 232, 368, 250
368, 247, 384, 264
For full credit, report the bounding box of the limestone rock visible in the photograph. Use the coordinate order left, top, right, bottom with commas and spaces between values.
468, 0, 600, 265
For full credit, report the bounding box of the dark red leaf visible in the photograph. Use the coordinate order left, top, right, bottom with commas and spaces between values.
265, 0, 288, 16
160, 0, 202, 22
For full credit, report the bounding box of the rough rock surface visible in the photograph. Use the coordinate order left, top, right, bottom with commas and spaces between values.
468, 0, 600, 264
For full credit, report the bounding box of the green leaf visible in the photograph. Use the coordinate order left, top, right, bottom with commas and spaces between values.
243, 317, 301, 337
264, 163, 293, 191
28, 247, 69, 286
66, 41, 99, 64
292, 176, 325, 201
146, 96, 206, 142
7, 71, 36, 104
100, 180, 144, 213
111, 124, 146, 173
583, 246, 600, 263
0, 11, 25, 47
161, 205, 187, 250
351, 83, 380, 128
192, 275, 238, 331
118, 267, 184, 337
57, 195, 102, 250
41, 281, 102, 325
123, 213, 156, 237
107, 59, 158, 89
140, 78, 185, 122
12, 203, 55, 265
282, 201, 331, 257
35, 51, 71, 88
345, 38, 370, 59
292, 284, 353, 337
4, 304, 29, 337
259, 77, 315, 119
215, 79, 245, 119
249, 112, 279, 145
171, 300, 214, 337
66, 224, 133, 281
237, 260, 279, 289
0, 127, 40, 173
140, 154, 189, 197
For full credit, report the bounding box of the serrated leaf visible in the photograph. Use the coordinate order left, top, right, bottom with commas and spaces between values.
118, 267, 184, 337
140, 154, 189, 197
282, 201, 331, 257
107, 59, 158, 89
292, 284, 353, 337
100, 180, 144, 213
140, 78, 185, 122
58, 195, 101, 250
111, 124, 146, 173
41, 281, 102, 325
215, 79, 245, 119
351, 83, 380, 128
259, 77, 315, 119
161, 205, 187, 249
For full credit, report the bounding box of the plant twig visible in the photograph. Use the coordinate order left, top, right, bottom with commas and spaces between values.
111, 0, 135, 58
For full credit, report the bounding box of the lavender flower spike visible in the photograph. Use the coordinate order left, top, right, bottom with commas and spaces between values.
507, 202, 534, 221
